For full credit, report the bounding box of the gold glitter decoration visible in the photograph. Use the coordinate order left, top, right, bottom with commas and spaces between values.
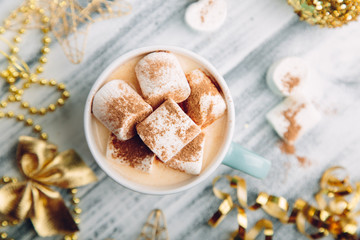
209, 166, 360, 239
137, 209, 169, 240
288, 0, 360, 27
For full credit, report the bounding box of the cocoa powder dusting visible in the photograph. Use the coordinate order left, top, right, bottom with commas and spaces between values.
296, 156, 311, 167
109, 134, 154, 168
283, 103, 306, 143
282, 73, 300, 94
279, 141, 295, 155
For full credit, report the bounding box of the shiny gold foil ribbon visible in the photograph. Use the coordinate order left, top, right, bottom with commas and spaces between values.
208, 167, 360, 239
0, 136, 98, 237
137, 209, 169, 240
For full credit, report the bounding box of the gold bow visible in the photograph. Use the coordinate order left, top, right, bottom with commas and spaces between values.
0, 136, 98, 237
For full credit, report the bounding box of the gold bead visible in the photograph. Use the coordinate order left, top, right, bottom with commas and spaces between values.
9, 85, 17, 93
40, 79, 48, 85
8, 66, 16, 72
38, 8, 45, 14
48, 104, 56, 111
0, 112, 4, 118
15, 94, 22, 101
41, 47, 50, 54
17, 89, 24, 95
9, 55, 17, 63
4, 20, 11, 27
17, 114, 24, 121
1, 70, 9, 78
0, 27, 5, 34
70, 188, 78, 194
71, 234, 78, 240
57, 98, 65, 106
0, 232, 8, 239
39, 56, 47, 64
49, 79, 57, 86
23, 18, 30, 24
62, 91, 70, 98
2, 176, 10, 183
64, 235, 72, 240
7, 77, 15, 84
11, 178, 17, 183
42, 27, 50, 34
11, 71, 19, 78
0, 101, 8, 108
23, 82, 30, 88
6, 111, 14, 118
41, 16, 50, 23
18, 28, 26, 34
29, 4, 36, 10
73, 207, 82, 214
11, 46, 19, 54
1, 221, 8, 227
34, 125, 42, 132
29, 107, 37, 114
36, 66, 44, 73
39, 107, 46, 115
43, 36, 51, 44
74, 217, 81, 224
8, 95, 16, 102
20, 6, 28, 12
40, 132, 48, 140
58, 83, 66, 90
72, 197, 80, 204
20, 72, 29, 79
29, 75, 37, 83
26, 118, 33, 126
14, 36, 21, 43
11, 219, 19, 225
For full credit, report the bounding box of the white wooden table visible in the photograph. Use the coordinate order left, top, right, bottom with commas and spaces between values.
1, 0, 360, 239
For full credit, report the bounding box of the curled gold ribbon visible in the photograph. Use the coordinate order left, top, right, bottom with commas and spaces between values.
0, 136, 98, 237
209, 166, 360, 240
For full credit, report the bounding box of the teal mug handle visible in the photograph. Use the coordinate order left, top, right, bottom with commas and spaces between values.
222, 142, 271, 179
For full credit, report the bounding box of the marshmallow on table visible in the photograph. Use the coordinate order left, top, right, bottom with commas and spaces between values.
135, 52, 190, 108
92, 80, 153, 141
266, 95, 321, 144
165, 132, 205, 175
136, 99, 201, 163
266, 57, 308, 97
185, 0, 227, 32
107, 133, 155, 173
184, 69, 226, 127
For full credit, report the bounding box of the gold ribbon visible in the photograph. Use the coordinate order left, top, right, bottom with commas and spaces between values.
0, 136, 98, 237
208, 166, 360, 239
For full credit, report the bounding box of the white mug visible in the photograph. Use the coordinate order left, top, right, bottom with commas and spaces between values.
84, 46, 271, 195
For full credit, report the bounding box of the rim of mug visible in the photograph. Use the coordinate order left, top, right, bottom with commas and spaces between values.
84, 46, 235, 195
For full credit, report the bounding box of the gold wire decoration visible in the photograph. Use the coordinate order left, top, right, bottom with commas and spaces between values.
208, 166, 360, 239
288, 0, 360, 28
137, 209, 170, 240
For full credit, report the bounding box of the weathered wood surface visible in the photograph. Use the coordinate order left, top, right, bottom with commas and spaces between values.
1, 0, 360, 239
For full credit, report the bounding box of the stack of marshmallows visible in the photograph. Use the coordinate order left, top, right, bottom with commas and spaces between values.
92, 51, 226, 175
266, 57, 321, 146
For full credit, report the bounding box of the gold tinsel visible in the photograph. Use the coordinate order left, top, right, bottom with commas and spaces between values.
288, 0, 360, 28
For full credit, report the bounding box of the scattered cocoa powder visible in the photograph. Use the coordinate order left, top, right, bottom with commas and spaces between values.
296, 156, 311, 167
200, 0, 215, 23
282, 73, 300, 94
279, 141, 295, 155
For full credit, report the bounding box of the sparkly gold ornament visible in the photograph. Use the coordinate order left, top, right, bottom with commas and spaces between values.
288, 0, 360, 27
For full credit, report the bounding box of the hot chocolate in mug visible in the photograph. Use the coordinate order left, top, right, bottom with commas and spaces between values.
84, 46, 271, 195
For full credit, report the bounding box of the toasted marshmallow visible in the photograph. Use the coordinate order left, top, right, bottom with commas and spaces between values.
135, 52, 190, 108
165, 132, 205, 175
266, 57, 308, 97
185, 0, 227, 32
107, 134, 155, 173
92, 80, 152, 141
184, 69, 226, 127
266, 95, 321, 144
136, 99, 201, 162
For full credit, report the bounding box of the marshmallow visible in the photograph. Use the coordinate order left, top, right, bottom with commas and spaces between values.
184, 69, 226, 127
165, 132, 205, 175
266, 57, 308, 97
266, 95, 321, 144
136, 99, 201, 162
92, 80, 153, 141
107, 133, 155, 173
185, 0, 227, 32
135, 52, 190, 108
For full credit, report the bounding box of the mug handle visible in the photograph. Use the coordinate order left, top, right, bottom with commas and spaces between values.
222, 142, 271, 179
